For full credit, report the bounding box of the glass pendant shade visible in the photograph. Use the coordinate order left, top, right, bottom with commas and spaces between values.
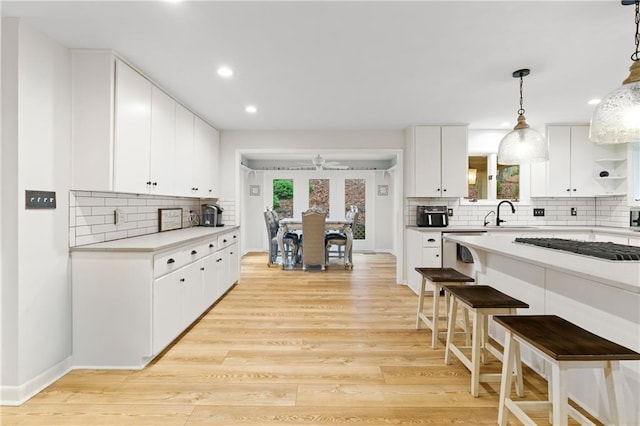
497, 115, 549, 165
589, 61, 640, 144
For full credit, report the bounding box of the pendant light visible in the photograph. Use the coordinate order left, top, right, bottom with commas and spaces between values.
590, 0, 640, 144
497, 69, 549, 165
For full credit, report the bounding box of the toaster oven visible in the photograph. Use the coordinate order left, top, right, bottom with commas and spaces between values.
416, 205, 448, 227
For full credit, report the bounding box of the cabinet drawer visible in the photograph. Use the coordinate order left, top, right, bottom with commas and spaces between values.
218, 232, 238, 249
422, 234, 441, 248
154, 250, 188, 277
154, 243, 205, 278
202, 238, 218, 255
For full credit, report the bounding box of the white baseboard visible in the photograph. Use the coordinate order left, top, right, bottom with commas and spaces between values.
0, 356, 72, 406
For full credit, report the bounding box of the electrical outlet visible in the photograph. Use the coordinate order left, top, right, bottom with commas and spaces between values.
533, 208, 545, 217
447, 208, 453, 217
571, 207, 577, 216
114, 209, 126, 225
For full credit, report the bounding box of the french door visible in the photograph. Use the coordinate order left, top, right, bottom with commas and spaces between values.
264, 171, 374, 252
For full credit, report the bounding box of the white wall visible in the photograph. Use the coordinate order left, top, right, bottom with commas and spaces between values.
221, 130, 404, 254
1, 18, 72, 405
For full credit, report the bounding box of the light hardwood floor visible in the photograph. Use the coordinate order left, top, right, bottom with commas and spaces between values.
2, 253, 596, 425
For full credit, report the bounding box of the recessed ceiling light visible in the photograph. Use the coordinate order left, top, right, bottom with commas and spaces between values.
587, 98, 601, 105
217, 66, 233, 78
245, 105, 257, 113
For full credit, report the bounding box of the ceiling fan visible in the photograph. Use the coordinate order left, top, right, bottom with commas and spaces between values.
295, 154, 350, 170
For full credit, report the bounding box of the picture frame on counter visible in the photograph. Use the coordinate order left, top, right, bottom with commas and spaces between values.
158, 208, 183, 232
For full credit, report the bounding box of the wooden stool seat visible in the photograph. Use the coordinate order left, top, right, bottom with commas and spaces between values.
494, 315, 640, 426
414, 267, 474, 349
443, 285, 529, 397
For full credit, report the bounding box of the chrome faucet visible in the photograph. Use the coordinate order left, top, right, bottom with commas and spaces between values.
496, 200, 516, 226
483, 210, 495, 227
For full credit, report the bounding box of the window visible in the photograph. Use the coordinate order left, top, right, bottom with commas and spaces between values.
309, 179, 329, 213
345, 179, 365, 240
468, 154, 519, 201
272, 179, 293, 219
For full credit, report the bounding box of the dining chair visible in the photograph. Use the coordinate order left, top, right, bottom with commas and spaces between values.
301, 208, 327, 271
325, 206, 357, 265
264, 208, 298, 266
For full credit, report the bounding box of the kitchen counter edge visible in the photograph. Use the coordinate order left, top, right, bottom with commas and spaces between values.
69, 226, 240, 253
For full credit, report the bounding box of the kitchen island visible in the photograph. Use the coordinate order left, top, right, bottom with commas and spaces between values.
443, 234, 640, 425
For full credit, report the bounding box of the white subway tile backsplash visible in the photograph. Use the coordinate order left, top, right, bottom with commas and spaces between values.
406, 195, 630, 229
76, 196, 105, 207
69, 190, 235, 247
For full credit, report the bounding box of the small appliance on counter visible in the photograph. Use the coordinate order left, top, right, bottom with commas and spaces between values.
631, 207, 640, 230
201, 204, 224, 227
416, 205, 448, 227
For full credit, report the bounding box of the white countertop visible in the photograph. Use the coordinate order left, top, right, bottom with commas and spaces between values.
70, 226, 239, 253
444, 234, 640, 293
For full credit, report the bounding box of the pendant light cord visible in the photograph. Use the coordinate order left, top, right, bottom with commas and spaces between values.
517, 74, 525, 116
633, 1, 640, 61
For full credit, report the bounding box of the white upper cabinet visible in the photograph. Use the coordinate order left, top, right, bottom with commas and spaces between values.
71, 50, 218, 197
150, 86, 176, 195
405, 125, 468, 197
113, 60, 152, 194
174, 103, 195, 197
531, 125, 626, 198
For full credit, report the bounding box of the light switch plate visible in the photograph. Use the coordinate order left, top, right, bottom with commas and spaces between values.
25, 190, 56, 209
533, 208, 545, 217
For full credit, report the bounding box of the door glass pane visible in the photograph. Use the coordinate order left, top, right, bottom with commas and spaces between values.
272, 179, 293, 219
468, 156, 488, 200
497, 164, 520, 200
309, 179, 329, 213
345, 179, 365, 240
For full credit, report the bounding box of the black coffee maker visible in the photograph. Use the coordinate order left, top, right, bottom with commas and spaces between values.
201, 204, 224, 227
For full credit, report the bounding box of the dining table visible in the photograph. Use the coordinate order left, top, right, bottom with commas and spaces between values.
277, 217, 353, 269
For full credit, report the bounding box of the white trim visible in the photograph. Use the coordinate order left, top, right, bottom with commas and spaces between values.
0, 356, 73, 406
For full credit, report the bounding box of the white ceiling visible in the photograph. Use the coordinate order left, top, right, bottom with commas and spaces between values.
1, 1, 634, 135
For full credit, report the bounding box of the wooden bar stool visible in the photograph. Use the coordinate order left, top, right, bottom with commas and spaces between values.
443, 285, 529, 397
494, 315, 640, 426
414, 267, 474, 349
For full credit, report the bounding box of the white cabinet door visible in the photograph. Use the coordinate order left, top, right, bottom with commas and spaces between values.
546, 125, 595, 197
209, 127, 220, 198
152, 270, 183, 355
150, 86, 176, 195
202, 254, 219, 307
217, 246, 230, 298
547, 126, 572, 197
569, 126, 595, 197
441, 126, 468, 197
194, 116, 212, 197
174, 103, 195, 197
181, 262, 204, 327
114, 60, 152, 194
410, 125, 468, 197
414, 126, 442, 197
228, 243, 240, 288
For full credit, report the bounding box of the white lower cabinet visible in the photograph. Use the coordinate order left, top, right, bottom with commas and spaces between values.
405, 229, 442, 295
72, 228, 240, 368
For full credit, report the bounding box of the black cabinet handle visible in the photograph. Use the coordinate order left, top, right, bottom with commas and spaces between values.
191, 250, 197, 255
152, 182, 157, 186
209, 243, 214, 248
572, 188, 577, 192
223, 239, 227, 243
146, 181, 152, 185
233, 235, 237, 239
200, 267, 205, 271
167, 258, 175, 264
427, 238, 435, 242
437, 188, 441, 192
443, 189, 447, 192
179, 278, 185, 282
